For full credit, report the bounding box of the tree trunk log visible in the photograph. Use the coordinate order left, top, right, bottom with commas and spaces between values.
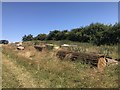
56, 50, 105, 67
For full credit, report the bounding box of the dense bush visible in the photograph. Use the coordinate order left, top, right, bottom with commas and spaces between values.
22, 23, 120, 45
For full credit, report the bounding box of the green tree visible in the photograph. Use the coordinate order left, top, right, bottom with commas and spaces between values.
22, 22, 120, 45
34, 34, 47, 41
46, 30, 60, 40
22, 34, 33, 41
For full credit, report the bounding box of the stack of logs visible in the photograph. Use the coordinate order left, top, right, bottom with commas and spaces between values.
34, 45, 45, 51
56, 50, 118, 72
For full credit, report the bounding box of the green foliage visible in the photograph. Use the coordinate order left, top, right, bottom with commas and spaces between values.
22, 23, 120, 45
22, 34, 33, 41
34, 34, 47, 41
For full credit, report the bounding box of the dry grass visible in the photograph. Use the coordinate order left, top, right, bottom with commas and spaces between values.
2, 54, 40, 88
2, 64, 20, 88
2, 42, 119, 88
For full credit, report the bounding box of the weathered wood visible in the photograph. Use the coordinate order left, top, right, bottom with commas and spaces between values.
106, 58, 119, 65
34, 46, 43, 51
17, 46, 25, 50
115, 58, 120, 62
56, 50, 105, 67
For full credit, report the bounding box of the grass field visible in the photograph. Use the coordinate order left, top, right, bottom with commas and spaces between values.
2, 41, 119, 88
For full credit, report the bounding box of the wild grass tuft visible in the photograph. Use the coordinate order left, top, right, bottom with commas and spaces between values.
2, 42, 119, 88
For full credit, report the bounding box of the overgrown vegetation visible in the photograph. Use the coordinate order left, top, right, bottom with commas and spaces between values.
2, 42, 119, 88
22, 23, 120, 45
21, 40, 118, 58
2, 64, 20, 88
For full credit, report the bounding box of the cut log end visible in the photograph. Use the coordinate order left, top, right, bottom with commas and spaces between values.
97, 57, 106, 72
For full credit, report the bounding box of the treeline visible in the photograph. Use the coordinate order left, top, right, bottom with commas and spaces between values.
22, 22, 120, 46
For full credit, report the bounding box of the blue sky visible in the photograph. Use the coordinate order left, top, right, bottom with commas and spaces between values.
2, 2, 118, 42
